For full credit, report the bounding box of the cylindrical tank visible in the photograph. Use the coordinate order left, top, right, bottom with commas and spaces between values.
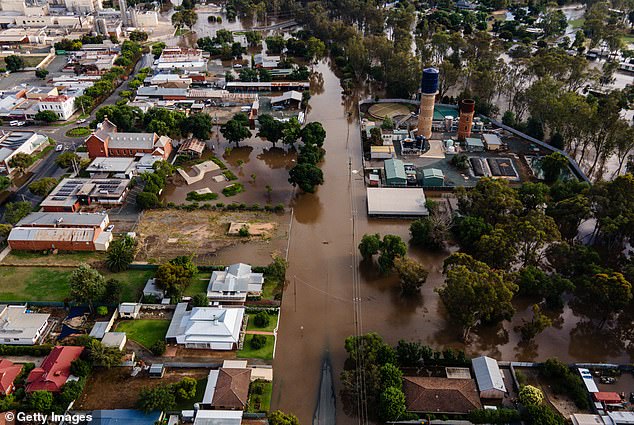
417, 67, 439, 138
444, 115, 454, 132
457, 99, 475, 140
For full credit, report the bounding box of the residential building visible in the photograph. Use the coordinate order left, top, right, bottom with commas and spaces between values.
402, 376, 482, 415
142, 278, 164, 300
85, 118, 172, 160
26, 346, 84, 392
40, 178, 131, 212
37, 95, 76, 121
166, 303, 244, 350
201, 367, 251, 410
472, 356, 507, 399
253, 53, 280, 69
0, 130, 48, 174
15, 212, 109, 230
0, 360, 23, 395
8, 225, 113, 251
0, 305, 50, 345
206, 263, 264, 304
25, 87, 59, 100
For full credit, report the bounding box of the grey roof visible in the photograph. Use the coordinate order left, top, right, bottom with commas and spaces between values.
108, 133, 156, 150
136, 86, 189, 97
166, 303, 244, 346
366, 187, 429, 216
86, 157, 136, 173
422, 168, 444, 178
466, 137, 484, 147
270, 90, 302, 104
0, 305, 50, 341
193, 410, 242, 425
472, 356, 506, 393
102, 332, 126, 348
8, 227, 97, 243
143, 278, 164, 298
16, 212, 107, 228
93, 119, 117, 142
208, 263, 264, 295
482, 133, 502, 146
89, 321, 110, 339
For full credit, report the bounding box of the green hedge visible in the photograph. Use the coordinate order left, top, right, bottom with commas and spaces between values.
0, 344, 53, 356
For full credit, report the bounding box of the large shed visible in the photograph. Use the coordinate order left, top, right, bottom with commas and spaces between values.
422, 168, 444, 187
366, 188, 429, 217
384, 159, 407, 186
472, 356, 506, 399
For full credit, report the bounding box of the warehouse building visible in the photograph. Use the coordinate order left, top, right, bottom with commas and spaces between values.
366, 187, 429, 217
8, 226, 112, 251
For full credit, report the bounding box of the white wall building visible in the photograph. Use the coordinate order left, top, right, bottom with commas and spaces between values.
63, 0, 102, 13
207, 263, 264, 304
38, 95, 76, 120
0, 130, 48, 174
0, 305, 50, 345
166, 303, 244, 350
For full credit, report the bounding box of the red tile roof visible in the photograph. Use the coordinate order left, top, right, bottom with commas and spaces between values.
212, 368, 252, 410
40, 95, 70, 103
0, 359, 22, 395
403, 376, 482, 414
593, 392, 622, 403
26, 346, 83, 393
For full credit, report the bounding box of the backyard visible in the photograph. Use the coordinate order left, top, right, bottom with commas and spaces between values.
247, 380, 273, 413
246, 311, 278, 333
0, 266, 152, 302
115, 319, 170, 349
237, 335, 275, 361
183, 272, 211, 297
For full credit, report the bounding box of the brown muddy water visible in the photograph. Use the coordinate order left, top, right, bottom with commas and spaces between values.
271, 60, 634, 424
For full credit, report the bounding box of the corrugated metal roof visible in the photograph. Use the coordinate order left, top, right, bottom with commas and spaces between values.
384, 159, 407, 180
8, 227, 96, 243
472, 356, 506, 393
16, 212, 107, 227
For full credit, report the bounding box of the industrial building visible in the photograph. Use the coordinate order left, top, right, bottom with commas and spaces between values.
366, 187, 429, 217
384, 158, 407, 186
422, 168, 444, 186
40, 178, 131, 212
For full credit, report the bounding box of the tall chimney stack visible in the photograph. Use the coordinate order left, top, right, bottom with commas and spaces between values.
417, 67, 439, 139
457, 99, 475, 140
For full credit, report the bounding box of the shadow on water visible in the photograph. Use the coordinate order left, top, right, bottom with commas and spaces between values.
290, 192, 323, 224
257, 147, 297, 170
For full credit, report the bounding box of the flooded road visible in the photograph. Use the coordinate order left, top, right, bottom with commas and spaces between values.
270, 60, 633, 424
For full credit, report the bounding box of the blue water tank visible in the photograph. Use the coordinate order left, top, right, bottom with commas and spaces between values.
421, 67, 439, 94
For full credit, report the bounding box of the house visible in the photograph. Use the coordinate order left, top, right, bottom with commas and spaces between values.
0, 305, 50, 345
0, 131, 48, 174
193, 410, 242, 425
26, 346, 84, 392
403, 376, 482, 414
101, 332, 126, 350
40, 178, 131, 212
142, 278, 164, 300
37, 95, 76, 121
85, 118, 173, 160
118, 303, 141, 319
165, 303, 244, 350
254, 53, 280, 69
422, 168, 444, 187
472, 356, 506, 399
8, 226, 112, 252
207, 263, 264, 304
384, 159, 407, 186
0, 359, 23, 395
90, 410, 163, 425
201, 367, 251, 410
482, 133, 503, 151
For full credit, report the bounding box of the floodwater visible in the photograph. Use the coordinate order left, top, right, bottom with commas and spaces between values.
271, 60, 634, 424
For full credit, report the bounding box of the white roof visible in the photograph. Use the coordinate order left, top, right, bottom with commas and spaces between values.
270, 90, 302, 104
608, 411, 634, 424
571, 414, 606, 425
366, 188, 429, 216
0, 305, 49, 341
166, 303, 244, 345
202, 370, 219, 404
193, 410, 242, 425
89, 321, 110, 339
208, 263, 264, 295
482, 133, 502, 145
472, 356, 506, 393
222, 360, 248, 369
86, 157, 136, 173
579, 368, 599, 393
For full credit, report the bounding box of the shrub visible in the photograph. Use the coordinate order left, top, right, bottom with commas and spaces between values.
250, 334, 267, 350
253, 311, 270, 328
186, 191, 218, 202
150, 340, 166, 356
96, 306, 108, 316
519, 385, 544, 407
70, 358, 91, 378
222, 183, 245, 197
222, 169, 238, 180
238, 225, 250, 237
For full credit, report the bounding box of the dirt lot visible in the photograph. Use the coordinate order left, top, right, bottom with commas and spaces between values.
75, 367, 209, 410
136, 209, 289, 265
518, 367, 584, 417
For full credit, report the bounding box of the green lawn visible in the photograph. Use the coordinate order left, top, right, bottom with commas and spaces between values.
0, 267, 152, 302
246, 312, 278, 333
238, 335, 274, 360
247, 380, 272, 413
174, 378, 208, 410
115, 319, 170, 349
569, 18, 585, 29
183, 273, 210, 297
261, 276, 283, 301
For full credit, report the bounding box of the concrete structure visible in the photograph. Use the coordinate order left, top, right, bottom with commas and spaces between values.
40, 178, 131, 212
0, 305, 50, 345
370, 145, 395, 160
201, 367, 251, 410
37, 95, 76, 121
0, 130, 48, 174
118, 303, 141, 319
8, 225, 112, 251
472, 356, 506, 399
64, 0, 102, 13
130, 9, 158, 27
457, 99, 475, 140
482, 133, 502, 151
384, 158, 407, 186
86, 118, 172, 160
0, 359, 22, 395
366, 187, 429, 217
26, 346, 84, 392
422, 168, 444, 186
417, 68, 438, 139
166, 303, 244, 350
570, 414, 605, 425
403, 376, 482, 414
207, 263, 264, 304
101, 332, 126, 350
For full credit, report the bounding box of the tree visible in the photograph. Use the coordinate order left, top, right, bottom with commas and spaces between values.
35, 68, 49, 79
393, 257, 428, 295
437, 253, 517, 340
519, 385, 544, 407
512, 212, 561, 266
282, 117, 302, 147
106, 235, 137, 272
35, 110, 59, 123
89, 339, 123, 367
379, 235, 407, 272
359, 234, 381, 260
29, 390, 53, 411
0, 175, 10, 192
257, 114, 285, 147
453, 215, 492, 253
69, 264, 106, 313
253, 311, 270, 328
5, 55, 24, 72
138, 385, 176, 412
55, 152, 80, 169
8, 152, 35, 173
137, 191, 160, 209
28, 177, 57, 196
379, 363, 402, 392
409, 216, 447, 250
250, 334, 267, 349
150, 340, 166, 356
192, 293, 208, 307
541, 152, 568, 183
221, 115, 251, 147
183, 113, 213, 140
576, 272, 632, 327
518, 182, 549, 211
268, 411, 299, 425
0, 224, 11, 240
3, 201, 32, 225
288, 163, 324, 193
265, 36, 285, 54
155, 262, 193, 299
70, 358, 92, 377
523, 404, 564, 425
301, 122, 326, 147
379, 386, 406, 422
457, 178, 522, 226
129, 30, 148, 42
174, 377, 197, 401
517, 266, 574, 308
518, 304, 552, 341
58, 380, 84, 406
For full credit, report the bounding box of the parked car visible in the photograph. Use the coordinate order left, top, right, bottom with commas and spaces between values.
600, 376, 617, 384
106, 225, 115, 232
17, 121, 25, 126
55, 144, 64, 152
77, 118, 86, 124
9, 120, 18, 126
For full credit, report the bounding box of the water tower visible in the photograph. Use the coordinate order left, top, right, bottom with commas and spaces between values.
457, 99, 475, 140
416, 67, 439, 139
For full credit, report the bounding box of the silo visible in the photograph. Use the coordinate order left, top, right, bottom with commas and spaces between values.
457, 99, 475, 140
416, 67, 438, 139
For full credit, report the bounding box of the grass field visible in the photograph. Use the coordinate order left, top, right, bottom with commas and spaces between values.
0, 267, 152, 302
0, 55, 46, 69
173, 377, 208, 410
237, 335, 274, 360
246, 312, 278, 333
247, 380, 272, 413
3, 250, 105, 266
183, 274, 210, 297
115, 319, 170, 349
65, 127, 92, 137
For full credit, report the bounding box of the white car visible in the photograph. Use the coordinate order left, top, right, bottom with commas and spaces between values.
9, 120, 18, 126
55, 144, 64, 152
106, 225, 115, 232
17, 121, 25, 126
77, 118, 86, 124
